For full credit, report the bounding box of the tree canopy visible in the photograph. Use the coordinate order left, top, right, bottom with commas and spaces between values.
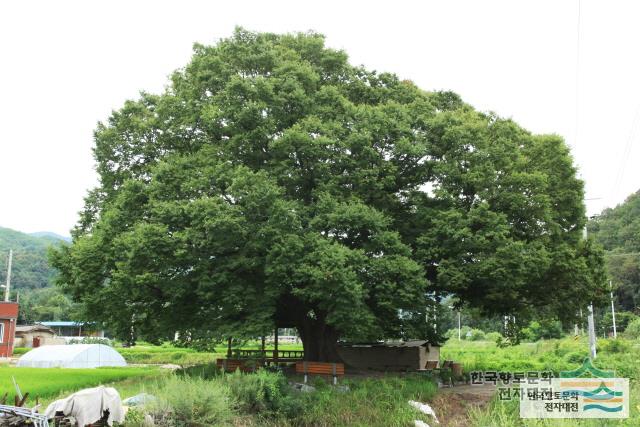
51, 29, 606, 360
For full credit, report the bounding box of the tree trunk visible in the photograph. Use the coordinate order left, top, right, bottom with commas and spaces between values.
297, 315, 343, 363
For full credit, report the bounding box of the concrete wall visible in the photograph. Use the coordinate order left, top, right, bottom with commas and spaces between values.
337, 344, 440, 371
15, 333, 65, 348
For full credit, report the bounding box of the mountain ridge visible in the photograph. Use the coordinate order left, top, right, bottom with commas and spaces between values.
0, 226, 66, 290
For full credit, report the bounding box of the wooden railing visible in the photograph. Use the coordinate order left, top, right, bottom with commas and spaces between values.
230, 349, 304, 360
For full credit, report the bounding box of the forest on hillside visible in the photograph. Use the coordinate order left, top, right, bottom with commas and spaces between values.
0, 227, 77, 323
588, 190, 640, 312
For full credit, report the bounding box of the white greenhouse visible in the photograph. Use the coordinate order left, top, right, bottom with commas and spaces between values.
16, 344, 127, 368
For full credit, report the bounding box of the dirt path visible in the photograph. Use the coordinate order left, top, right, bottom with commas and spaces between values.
430, 384, 496, 426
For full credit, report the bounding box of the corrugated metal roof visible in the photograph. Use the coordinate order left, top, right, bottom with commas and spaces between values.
40, 321, 82, 327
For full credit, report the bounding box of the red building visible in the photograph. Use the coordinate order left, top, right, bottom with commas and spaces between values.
0, 302, 19, 357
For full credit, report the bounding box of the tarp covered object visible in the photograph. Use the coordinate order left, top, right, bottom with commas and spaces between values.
45, 386, 125, 426
16, 344, 127, 368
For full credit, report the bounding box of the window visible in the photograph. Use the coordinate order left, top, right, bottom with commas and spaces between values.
0, 323, 4, 343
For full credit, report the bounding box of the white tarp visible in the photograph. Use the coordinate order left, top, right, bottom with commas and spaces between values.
45, 386, 125, 426
16, 344, 127, 368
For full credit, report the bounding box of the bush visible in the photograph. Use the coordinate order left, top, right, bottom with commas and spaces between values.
564, 351, 587, 364
12, 347, 29, 356
226, 369, 297, 417
603, 311, 637, 333
625, 318, 640, 339
522, 320, 563, 342
146, 376, 234, 426
600, 339, 631, 354
486, 332, 502, 342
68, 337, 112, 346
468, 329, 486, 341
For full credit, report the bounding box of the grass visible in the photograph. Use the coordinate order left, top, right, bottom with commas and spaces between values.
114, 341, 304, 365
283, 375, 439, 427
167, 370, 439, 427
0, 365, 162, 403
440, 337, 640, 426
19, 337, 638, 425
12, 347, 30, 356
442, 336, 640, 378
116, 345, 217, 365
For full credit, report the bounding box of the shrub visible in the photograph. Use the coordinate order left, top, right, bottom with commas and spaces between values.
625, 318, 640, 339
522, 320, 563, 342
564, 351, 587, 364
603, 311, 637, 333
226, 369, 297, 417
122, 407, 145, 426
444, 328, 457, 339
445, 326, 472, 340
486, 332, 502, 342
146, 376, 234, 426
600, 339, 631, 354
468, 329, 486, 341
68, 337, 112, 346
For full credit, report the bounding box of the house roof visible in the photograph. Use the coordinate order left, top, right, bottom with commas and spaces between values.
15, 324, 55, 335
40, 321, 82, 327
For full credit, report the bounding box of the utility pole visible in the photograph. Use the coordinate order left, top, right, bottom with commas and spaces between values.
610, 280, 617, 339
4, 249, 12, 302
458, 310, 461, 341
587, 303, 597, 359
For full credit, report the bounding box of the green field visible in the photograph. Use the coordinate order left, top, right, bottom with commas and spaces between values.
114, 342, 304, 365
0, 366, 162, 403
441, 338, 640, 426
115, 345, 217, 365
7, 338, 637, 425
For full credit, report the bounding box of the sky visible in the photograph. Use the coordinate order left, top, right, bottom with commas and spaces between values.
1, 0, 639, 236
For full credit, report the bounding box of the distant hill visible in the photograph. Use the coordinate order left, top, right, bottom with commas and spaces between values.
0, 226, 67, 290
588, 191, 640, 311
588, 190, 640, 253
28, 231, 71, 242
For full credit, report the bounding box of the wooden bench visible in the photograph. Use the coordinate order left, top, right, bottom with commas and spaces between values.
295, 361, 345, 385
418, 360, 440, 375
216, 358, 256, 373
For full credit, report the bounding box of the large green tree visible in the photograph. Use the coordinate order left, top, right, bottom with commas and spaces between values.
51, 29, 605, 361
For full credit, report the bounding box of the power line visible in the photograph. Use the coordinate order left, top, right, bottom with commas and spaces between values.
610, 105, 640, 203
574, 0, 582, 157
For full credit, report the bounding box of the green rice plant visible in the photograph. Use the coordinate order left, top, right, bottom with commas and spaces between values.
116, 347, 217, 365
0, 366, 160, 401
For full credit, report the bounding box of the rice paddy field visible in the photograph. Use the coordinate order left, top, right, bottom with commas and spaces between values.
0, 365, 162, 403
